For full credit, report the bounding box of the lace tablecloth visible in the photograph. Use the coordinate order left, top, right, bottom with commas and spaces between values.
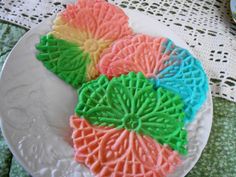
0, 0, 236, 102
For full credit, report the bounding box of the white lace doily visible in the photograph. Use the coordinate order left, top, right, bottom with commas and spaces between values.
0, 0, 236, 102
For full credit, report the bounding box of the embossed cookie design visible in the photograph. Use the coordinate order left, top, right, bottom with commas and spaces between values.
98, 34, 208, 122
36, 0, 132, 88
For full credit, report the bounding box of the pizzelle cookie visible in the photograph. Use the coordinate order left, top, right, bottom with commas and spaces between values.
36, 0, 132, 88
70, 72, 187, 176
70, 116, 182, 177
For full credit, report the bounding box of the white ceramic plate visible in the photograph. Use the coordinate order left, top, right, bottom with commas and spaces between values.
0, 9, 213, 177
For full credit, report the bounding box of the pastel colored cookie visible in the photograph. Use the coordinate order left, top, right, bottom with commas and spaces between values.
75, 72, 187, 155
70, 116, 182, 177
36, 34, 89, 88
98, 34, 208, 123
153, 39, 208, 123
36, 0, 132, 88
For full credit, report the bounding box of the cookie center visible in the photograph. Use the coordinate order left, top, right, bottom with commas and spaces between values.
123, 114, 141, 131
84, 39, 99, 52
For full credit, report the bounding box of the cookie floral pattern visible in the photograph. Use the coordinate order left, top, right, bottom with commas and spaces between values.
36, 34, 90, 88
70, 116, 182, 177
36, 0, 132, 88
51, 0, 132, 80
154, 40, 208, 122
98, 34, 208, 122
75, 72, 187, 155
98, 35, 169, 78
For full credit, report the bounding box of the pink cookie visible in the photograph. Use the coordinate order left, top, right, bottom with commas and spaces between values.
70, 115, 181, 177
98, 34, 170, 78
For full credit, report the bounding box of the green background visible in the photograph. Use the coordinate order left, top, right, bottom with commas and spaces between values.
0, 20, 235, 177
